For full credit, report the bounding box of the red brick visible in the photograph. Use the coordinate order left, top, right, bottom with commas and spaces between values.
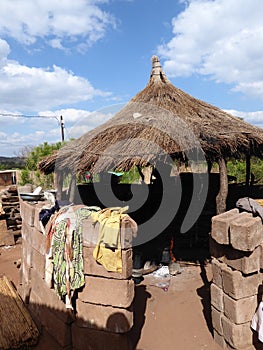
223, 293, 257, 324
71, 323, 130, 350
211, 209, 240, 244
83, 247, 133, 279
76, 300, 133, 333
221, 316, 253, 348
222, 264, 262, 299
78, 276, 134, 308
230, 215, 263, 251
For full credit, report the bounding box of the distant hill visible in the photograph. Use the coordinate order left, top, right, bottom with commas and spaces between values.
0, 156, 25, 169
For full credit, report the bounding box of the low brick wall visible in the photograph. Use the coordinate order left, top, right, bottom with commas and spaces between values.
210, 209, 263, 349
19, 200, 134, 350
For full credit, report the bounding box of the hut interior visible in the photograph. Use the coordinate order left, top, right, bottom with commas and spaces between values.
39, 56, 263, 268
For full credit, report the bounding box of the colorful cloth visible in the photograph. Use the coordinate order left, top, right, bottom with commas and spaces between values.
46, 205, 100, 308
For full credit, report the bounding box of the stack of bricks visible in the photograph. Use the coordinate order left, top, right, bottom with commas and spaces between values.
210, 208, 263, 349
19, 199, 134, 350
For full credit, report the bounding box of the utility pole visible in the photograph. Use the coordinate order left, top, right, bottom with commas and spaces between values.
60, 115, 65, 142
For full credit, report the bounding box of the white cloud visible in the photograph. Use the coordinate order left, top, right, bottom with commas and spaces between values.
0, 106, 114, 156
158, 0, 263, 99
0, 58, 111, 110
0, 0, 115, 49
225, 109, 263, 129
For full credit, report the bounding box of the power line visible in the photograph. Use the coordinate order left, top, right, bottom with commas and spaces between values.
0, 113, 65, 142
0, 113, 59, 119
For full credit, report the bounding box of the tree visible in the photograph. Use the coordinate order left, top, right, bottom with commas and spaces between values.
19, 141, 64, 188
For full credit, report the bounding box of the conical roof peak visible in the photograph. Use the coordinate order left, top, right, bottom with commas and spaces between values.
150, 55, 170, 84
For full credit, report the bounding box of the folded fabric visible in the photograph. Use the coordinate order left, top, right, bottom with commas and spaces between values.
236, 197, 263, 222
92, 206, 129, 273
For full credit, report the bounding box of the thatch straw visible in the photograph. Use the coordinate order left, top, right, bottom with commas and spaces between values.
39, 56, 263, 175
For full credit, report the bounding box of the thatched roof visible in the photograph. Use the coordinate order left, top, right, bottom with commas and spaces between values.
39, 56, 263, 175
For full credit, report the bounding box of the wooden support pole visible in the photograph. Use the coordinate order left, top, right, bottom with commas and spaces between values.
55, 172, 63, 201
69, 174, 76, 203
245, 154, 251, 187
216, 157, 228, 214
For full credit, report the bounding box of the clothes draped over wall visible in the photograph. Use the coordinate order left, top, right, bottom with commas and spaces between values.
39, 201, 137, 309
92, 206, 129, 273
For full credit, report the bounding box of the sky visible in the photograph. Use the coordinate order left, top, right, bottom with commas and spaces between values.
0, 0, 263, 157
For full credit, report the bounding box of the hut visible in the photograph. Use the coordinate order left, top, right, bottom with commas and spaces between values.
39, 56, 263, 261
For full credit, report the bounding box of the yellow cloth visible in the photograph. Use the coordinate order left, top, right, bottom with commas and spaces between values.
92, 207, 129, 273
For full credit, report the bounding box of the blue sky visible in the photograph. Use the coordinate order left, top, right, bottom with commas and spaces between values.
0, 0, 263, 156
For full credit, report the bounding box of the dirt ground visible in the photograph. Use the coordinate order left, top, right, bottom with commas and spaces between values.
0, 242, 223, 350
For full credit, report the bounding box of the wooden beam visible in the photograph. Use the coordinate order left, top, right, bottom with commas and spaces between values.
54, 172, 63, 201
216, 157, 228, 214
69, 174, 76, 203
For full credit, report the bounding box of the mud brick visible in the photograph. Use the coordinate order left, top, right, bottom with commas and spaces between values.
222, 265, 262, 299
21, 260, 31, 285
20, 201, 36, 226
29, 289, 72, 349
30, 267, 71, 324
213, 329, 226, 348
211, 282, 224, 312
211, 209, 240, 244
76, 300, 133, 333
22, 238, 32, 267
221, 316, 253, 349
36, 327, 65, 350
78, 276, 134, 308
223, 293, 257, 324
19, 277, 31, 304
33, 202, 47, 233
211, 306, 223, 335
21, 221, 33, 245
211, 258, 225, 288
230, 215, 263, 251
83, 247, 133, 279
82, 218, 99, 247
31, 226, 47, 255
82, 217, 133, 249
0, 219, 15, 246
31, 247, 46, 278
261, 243, 263, 270
71, 323, 130, 350
209, 236, 226, 262
224, 245, 261, 275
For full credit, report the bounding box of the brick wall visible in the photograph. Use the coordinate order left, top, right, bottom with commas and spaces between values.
210, 209, 263, 349
19, 200, 134, 350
